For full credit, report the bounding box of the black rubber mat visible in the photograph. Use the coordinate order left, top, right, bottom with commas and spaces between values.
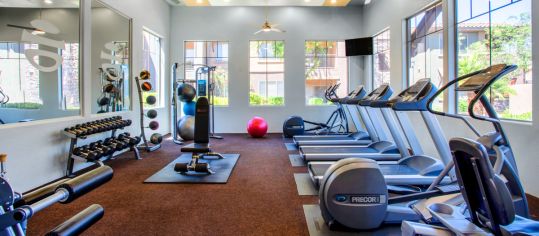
144, 153, 240, 184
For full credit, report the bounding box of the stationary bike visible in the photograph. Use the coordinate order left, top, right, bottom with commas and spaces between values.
283, 83, 349, 137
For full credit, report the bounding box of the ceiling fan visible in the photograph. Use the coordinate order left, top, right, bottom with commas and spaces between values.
6, 24, 46, 35
254, 3, 285, 35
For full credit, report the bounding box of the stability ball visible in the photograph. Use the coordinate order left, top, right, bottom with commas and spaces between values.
178, 84, 196, 102
183, 101, 196, 116
177, 115, 195, 141
247, 116, 268, 138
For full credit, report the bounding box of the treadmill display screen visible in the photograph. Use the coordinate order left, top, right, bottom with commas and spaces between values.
401, 79, 429, 101
368, 85, 388, 100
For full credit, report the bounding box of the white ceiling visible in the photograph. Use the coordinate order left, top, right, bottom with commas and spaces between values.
165, 0, 367, 7
0, 0, 79, 8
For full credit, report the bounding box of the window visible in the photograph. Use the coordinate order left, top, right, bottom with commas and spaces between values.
249, 40, 285, 106
372, 30, 391, 88
60, 43, 80, 110
142, 30, 163, 108
0, 42, 41, 109
456, 0, 532, 121
305, 40, 348, 105
407, 2, 444, 111
184, 41, 229, 106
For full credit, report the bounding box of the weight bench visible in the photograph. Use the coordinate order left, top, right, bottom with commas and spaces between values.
174, 97, 224, 175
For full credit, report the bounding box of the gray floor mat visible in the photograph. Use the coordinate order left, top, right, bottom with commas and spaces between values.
294, 173, 318, 196
303, 205, 402, 236
144, 153, 240, 184
285, 143, 298, 151
289, 154, 306, 167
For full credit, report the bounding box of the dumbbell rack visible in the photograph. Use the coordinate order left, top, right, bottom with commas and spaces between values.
134, 76, 161, 152
64, 121, 141, 177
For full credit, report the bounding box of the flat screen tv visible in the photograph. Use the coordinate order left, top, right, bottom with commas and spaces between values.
345, 37, 373, 56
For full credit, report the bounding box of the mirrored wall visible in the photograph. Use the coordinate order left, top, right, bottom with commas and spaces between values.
0, 0, 81, 124
91, 0, 131, 114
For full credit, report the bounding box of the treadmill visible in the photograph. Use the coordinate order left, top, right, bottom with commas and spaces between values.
299, 84, 413, 162
293, 85, 393, 147
308, 79, 454, 187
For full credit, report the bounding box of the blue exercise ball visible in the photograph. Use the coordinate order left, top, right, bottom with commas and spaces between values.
183, 101, 196, 116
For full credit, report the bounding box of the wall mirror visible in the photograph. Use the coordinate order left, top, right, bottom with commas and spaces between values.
0, 0, 81, 124
91, 0, 131, 114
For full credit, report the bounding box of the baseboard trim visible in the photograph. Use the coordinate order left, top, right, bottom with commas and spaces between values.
527, 194, 539, 220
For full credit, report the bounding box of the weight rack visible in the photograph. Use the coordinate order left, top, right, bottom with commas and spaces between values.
63, 117, 141, 177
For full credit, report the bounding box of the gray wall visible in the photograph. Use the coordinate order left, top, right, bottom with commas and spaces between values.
170, 6, 365, 133
361, 0, 539, 196
0, 0, 171, 192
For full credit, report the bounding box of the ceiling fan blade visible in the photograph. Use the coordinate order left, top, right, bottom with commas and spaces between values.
6, 24, 39, 31
271, 28, 286, 33
254, 29, 264, 35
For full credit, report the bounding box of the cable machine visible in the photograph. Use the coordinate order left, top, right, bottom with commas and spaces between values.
171, 62, 222, 145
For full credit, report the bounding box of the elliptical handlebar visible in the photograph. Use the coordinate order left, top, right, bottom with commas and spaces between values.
426, 70, 485, 137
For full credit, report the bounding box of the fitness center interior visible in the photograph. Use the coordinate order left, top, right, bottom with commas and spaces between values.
0, 0, 538, 235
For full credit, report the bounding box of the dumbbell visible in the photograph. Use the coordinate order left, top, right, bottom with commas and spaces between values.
103, 138, 128, 151
89, 142, 114, 156
72, 146, 102, 161
64, 127, 84, 136
117, 133, 141, 146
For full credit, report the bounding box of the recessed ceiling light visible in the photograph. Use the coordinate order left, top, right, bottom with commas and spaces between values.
364, 0, 371, 4
304, 0, 311, 2
44, 0, 53, 4
196, 0, 203, 3
330, 0, 337, 3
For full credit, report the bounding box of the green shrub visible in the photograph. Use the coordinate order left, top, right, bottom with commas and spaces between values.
268, 96, 284, 105
250, 93, 263, 105
500, 111, 532, 121
308, 98, 325, 105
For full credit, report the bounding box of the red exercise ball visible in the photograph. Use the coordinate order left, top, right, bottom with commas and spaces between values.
247, 116, 268, 138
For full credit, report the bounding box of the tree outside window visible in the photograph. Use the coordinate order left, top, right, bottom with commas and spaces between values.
305, 40, 348, 105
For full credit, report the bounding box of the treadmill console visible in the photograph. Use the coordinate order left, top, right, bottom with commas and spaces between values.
365, 84, 390, 101
391, 78, 436, 111
358, 84, 393, 106
457, 64, 508, 92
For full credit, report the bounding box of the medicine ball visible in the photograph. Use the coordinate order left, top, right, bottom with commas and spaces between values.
150, 133, 163, 145
147, 109, 158, 119
103, 84, 116, 93
183, 101, 196, 116
146, 95, 157, 105
177, 84, 196, 102
141, 82, 152, 92
177, 115, 195, 141
149, 121, 159, 130
140, 70, 151, 80
97, 97, 110, 106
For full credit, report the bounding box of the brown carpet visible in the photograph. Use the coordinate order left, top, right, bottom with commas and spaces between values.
28, 134, 318, 236
24, 133, 539, 235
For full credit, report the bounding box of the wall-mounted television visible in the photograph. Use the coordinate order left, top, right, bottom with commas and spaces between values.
345, 37, 373, 56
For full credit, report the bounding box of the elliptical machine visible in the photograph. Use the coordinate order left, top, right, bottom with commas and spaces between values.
318, 65, 528, 231
283, 83, 349, 138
